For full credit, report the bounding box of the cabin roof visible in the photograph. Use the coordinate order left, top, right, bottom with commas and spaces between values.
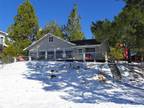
70, 39, 101, 46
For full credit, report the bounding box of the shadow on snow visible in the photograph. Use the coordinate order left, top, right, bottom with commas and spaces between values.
23, 61, 144, 105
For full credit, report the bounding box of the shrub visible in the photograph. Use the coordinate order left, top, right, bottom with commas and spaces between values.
109, 48, 124, 61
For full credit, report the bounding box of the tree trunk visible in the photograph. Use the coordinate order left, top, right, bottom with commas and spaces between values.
108, 63, 122, 80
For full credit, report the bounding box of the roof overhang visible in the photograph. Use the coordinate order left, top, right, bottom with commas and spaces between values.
74, 44, 101, 48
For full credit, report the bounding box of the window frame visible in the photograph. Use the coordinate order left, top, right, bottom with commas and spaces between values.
49, 37, 53, 42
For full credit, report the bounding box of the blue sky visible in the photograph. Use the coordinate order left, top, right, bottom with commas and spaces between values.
0, 0, 125, 38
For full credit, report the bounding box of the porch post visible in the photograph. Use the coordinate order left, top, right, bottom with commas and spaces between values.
83, 49, 85, 62
28, 51, 31, 61
29, 56, 32, 61
54, 49, 56, 61
94, 48, 97, 62
45, 50, 47, 60
105, 52, 108, 63
36, 49, 39, 59
13, 57, 17, 62
63, 49, 66, 60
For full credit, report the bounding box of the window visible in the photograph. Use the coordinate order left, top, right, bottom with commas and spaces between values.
85, 48, 96, 60
56, 50, 63, 59
66, 51, 73, 58
47, 51, 54, 60
49, 37, 53, 42
78, 49, 83, 54
0, 37, 3, 44
85, 48, 95, 53
38, 51, 45, 59
78, 49, 83, 60
30, 52, 37, 59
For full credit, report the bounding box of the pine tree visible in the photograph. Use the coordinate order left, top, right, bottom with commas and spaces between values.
65, 4, 84, 41
37, 21, 64, 39
122, 0, 144, 60
91, 20, 112, 41
91, 0, 144, 61
8, 0, 39, 55
91, 19, 119, 47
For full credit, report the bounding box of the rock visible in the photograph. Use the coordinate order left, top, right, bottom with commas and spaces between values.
50, 74, 56, 79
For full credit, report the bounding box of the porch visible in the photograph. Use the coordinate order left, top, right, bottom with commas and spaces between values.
29, 47, 105, 61
29, 48, 75, 61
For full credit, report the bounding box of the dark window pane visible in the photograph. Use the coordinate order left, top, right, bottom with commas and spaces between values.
66, 51, 73, 58
85, 48, 95, 52
39, 51, 45, 59
56, 50, 63, 59
49, 37, 53, 42
30, 52, 37, 59
0, 37, 3, 44
47, 51, 54, 59
78, 49, 82, 54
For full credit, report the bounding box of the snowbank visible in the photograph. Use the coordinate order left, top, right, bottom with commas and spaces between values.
0, 61, 143, 108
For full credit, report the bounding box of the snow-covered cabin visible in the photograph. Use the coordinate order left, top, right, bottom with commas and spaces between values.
0, 31, 8, 52
24, 33, 108, 61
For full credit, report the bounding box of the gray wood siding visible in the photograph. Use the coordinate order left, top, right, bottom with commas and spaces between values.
29, 34, 75, 51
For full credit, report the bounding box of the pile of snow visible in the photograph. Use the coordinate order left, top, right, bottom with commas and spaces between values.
0, 61, 144, 108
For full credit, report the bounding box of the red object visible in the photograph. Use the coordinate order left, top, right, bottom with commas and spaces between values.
85, 54, 93, 60
124, 48, 128, 60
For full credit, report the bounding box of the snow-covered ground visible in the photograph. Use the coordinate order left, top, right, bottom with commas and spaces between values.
0, 61, 144, 108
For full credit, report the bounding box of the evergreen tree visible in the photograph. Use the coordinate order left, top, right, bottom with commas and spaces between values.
8, 0, 39, 55
91, 0, 144, 60
91, 19, 119, 46
91, 20, 112, 41
37, 21, 64, 39
91, 0, 144, 49
65, 4, 84, 41
120, 0, 144, 60
111, 0, 144, 60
